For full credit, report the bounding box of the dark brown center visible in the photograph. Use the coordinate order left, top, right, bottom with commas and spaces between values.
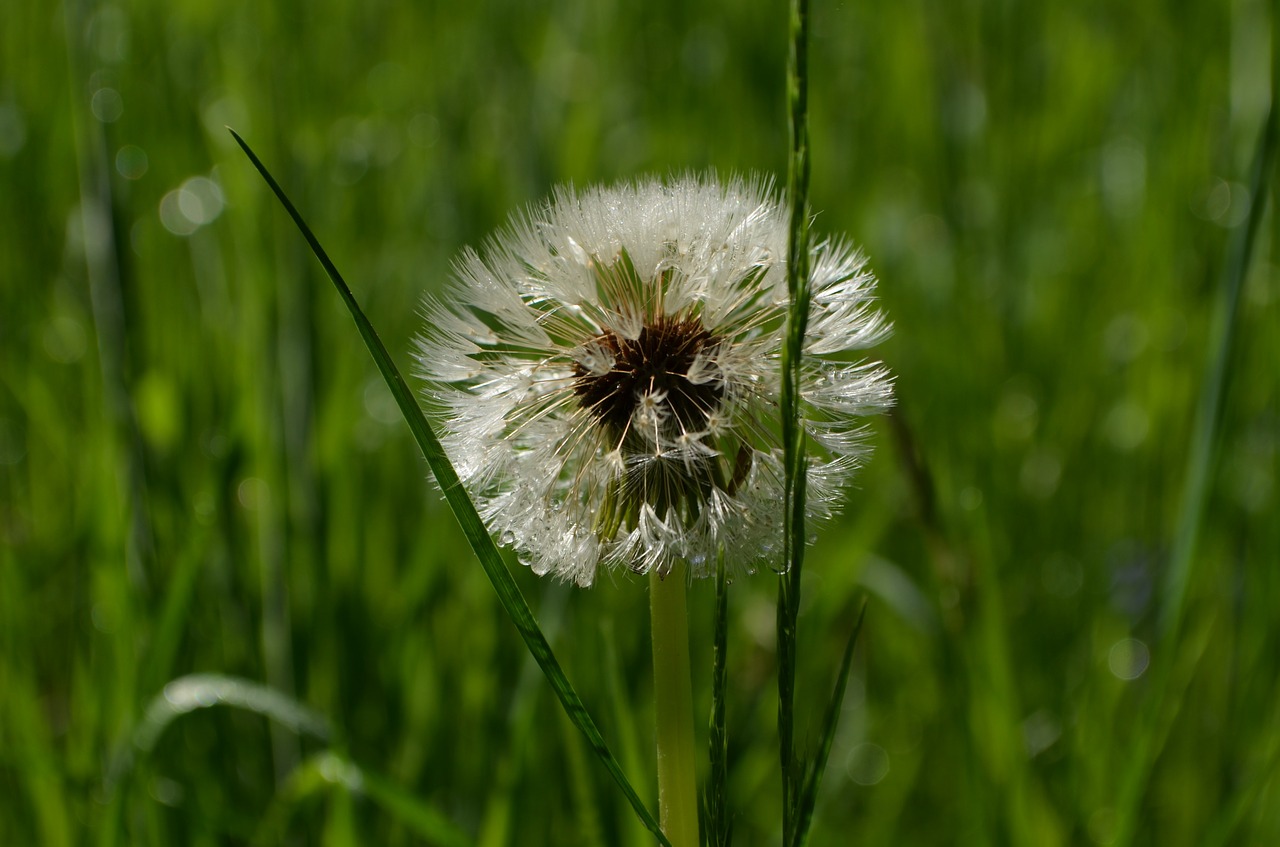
573, 314, 722, 436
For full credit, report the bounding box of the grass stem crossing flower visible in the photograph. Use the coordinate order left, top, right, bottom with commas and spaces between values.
416, 175, 890, 586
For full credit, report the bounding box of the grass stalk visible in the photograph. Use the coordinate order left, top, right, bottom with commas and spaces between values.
777, 0, 812, 839
650, 566, 700, 847
62, 0, 155, 596
705, 554, 730, 847
793, 602, 866, 845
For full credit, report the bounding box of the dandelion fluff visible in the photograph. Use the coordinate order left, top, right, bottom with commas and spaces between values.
416, 175, 890, 586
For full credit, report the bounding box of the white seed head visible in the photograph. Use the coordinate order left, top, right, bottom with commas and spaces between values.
574, 340, 615, 377
415, 175, 891, 585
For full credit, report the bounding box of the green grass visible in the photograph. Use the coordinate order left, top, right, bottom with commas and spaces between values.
3, 0, 1278, 845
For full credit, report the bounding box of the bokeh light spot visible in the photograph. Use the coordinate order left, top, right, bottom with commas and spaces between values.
115, 144, 148, 179
159, 176, 224, 235
1108, 638, 1150, 680
1103, 399, 1149, 452
91, 88, 123, 123
846, 743, 890, 786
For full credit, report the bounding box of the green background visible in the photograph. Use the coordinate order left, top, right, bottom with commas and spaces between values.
3, 0, 1277, 844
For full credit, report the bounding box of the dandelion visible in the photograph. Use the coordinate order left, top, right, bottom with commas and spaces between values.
416, 175, 891, 587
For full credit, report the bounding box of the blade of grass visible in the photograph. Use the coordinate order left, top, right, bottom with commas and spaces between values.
359, 758, 475, 847
560, 700, 606, 847
139, 526, 209, 696
791, 602, 866, 847
777, 0, 812, 840
107, 672, 335, 809
1157, 110, 1276, 645
705, 553, 730, 847
1197, 693, 1280, 847
602, 619, 652, 847
1111, 99, 1277, 847
6, 657, 73, 847
228, 129, 669, 847
478, 585, 567, 847
63, 0, 155, 596
253, 751, 474, 847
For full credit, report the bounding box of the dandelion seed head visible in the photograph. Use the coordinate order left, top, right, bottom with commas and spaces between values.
416, 174, 891, 585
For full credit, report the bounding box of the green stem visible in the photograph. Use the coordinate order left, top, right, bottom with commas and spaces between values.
651, 566, 699, 847
779, 0, 811, 840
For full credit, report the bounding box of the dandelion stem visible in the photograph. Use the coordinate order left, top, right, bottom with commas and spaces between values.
650, 566, 699, 847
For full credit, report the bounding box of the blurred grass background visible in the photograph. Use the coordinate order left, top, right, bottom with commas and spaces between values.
2, 0, 1277, 844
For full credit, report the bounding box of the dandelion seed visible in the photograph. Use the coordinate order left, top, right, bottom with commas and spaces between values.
416, 175, 891, 586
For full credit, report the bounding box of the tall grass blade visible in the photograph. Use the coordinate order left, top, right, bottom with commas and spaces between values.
560, 704, 606, 847
1158, 110, 1276, 643
1112, 100, 1277, 847
602, 620, 652, 847
140, 529, 208, 695
478, 586, 567, 847
791, 602, 865, 847
777, 0, 812, 839
228, 129, 669, 846
63, 0, 155, 594
1197, 740, 1280, 847
358, 758, 475, 847
705, 553, 731, 847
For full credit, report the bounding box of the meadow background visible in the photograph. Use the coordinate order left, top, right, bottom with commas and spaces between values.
3, 0, 1278, 844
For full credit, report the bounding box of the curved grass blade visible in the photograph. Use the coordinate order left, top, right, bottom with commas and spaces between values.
133, 673, 332, 754
791, 602, 866, 847
254, 752, 474, 847
228, 129, 669, 847
106, 672, 332, 792
104, 675, 334, 846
